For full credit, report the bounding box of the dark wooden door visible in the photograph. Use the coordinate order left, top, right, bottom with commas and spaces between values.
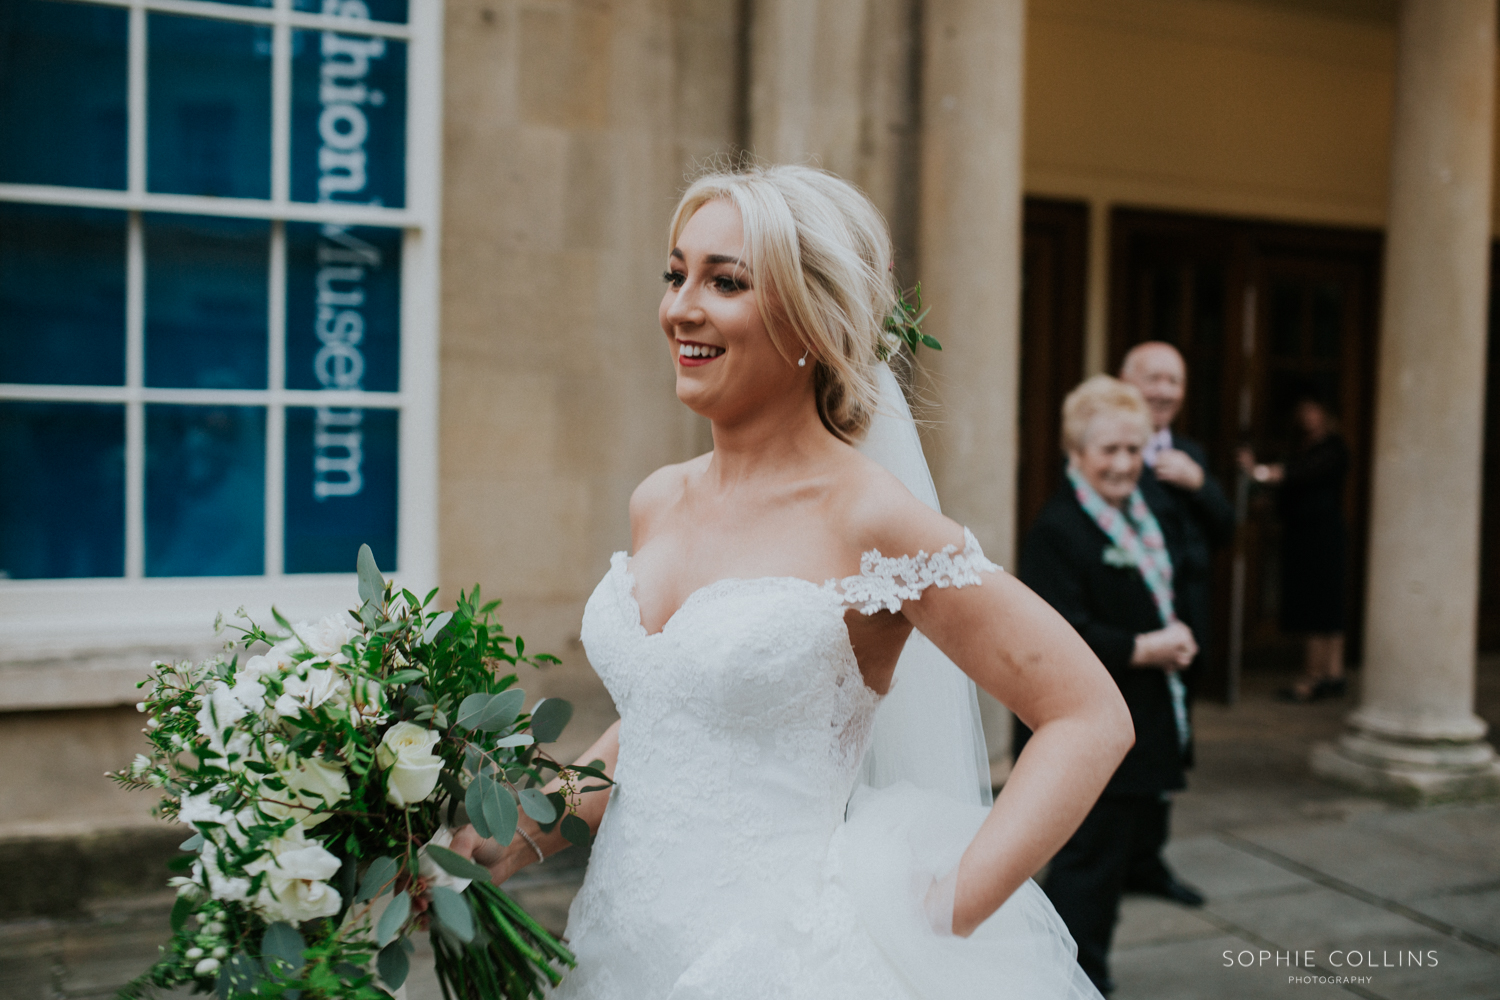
1016, 198, 1087, 549
1478, 245, 1500, 650
1109, 209, 1380, 700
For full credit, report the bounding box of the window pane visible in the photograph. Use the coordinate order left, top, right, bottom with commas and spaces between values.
147, 13, 272, 199
291, 29, 407, 208
284, 406, 397, 573
145, 214, 269, 389
0, 0, 127, 190
294, 0, 409, 25
0, 402, 124, 579
146, 404, 265, 577
0, 203, 126, 386
285, 223, 401, 392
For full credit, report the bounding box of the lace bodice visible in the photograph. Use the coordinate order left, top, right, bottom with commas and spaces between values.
553, 531, 1003, 999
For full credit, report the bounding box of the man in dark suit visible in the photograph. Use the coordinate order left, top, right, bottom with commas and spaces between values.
1119, 342, 1235, 909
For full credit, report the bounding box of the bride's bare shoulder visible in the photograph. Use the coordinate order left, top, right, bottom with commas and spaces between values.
836, 449, 968, 562
629, 454, 711, 543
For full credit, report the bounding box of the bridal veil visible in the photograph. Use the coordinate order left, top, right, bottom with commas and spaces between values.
854, 361, 995, 809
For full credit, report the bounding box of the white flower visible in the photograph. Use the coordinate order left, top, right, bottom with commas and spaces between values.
272, 667, 350, 719
199, 841, 252, 903
242, 642, 298, 682
194, 958, 221, 976
293, 615, 358, 660
257, 756, 350, 828
418, 827, 473, 893
377, 722, 443, 808
129, 754, 153, 778
178, 791, 232, 829
245, 824, 343, 923
348, 676, 388, 726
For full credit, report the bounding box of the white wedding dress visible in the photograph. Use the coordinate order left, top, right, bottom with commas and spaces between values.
550, 529, 1101, 999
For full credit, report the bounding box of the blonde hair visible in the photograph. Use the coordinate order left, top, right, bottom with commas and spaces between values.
1062, 375, 1152, 453
668, 164, 896, 442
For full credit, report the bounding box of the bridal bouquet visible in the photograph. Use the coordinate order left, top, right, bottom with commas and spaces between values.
114, 546, 609, 999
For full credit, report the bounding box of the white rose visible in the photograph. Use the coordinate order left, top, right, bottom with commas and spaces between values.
417, 826, 472, 894
377, 722, 443, 808
272, 667, 350, 720
199, 841, 251, 903
258, 756, 349, 828
196, 681, 249, 740
246, 825, 343, 923
243, 641, 298, 681
293, 615, 358, 660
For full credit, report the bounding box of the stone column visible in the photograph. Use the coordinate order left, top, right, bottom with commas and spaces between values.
918, 0, 1027, 773
1312, 0, 1500, 801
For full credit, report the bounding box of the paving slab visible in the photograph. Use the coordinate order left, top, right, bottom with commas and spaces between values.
1114, 895, 1224, 949
1162, 834, 1312, 900
1402, 885, 1500, 950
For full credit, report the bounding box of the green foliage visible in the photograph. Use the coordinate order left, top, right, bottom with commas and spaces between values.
114, 545, 610, 999
878, 282, 940, 361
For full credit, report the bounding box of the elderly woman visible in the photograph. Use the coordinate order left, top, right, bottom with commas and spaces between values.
1014, 375, 1198, 996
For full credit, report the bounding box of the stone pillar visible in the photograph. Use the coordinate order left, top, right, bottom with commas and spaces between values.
1312, 0, 1500, 801
918, 0, 1027, 773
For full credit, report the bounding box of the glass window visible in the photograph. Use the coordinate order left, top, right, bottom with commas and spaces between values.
0, 0, 127, 190
284, 405, 398, 573
0, 402, 125, 580
148, 13, 272, 199
291, 28, 407, 207
0, 203, 126, 386
294, 0, 409, 27
146, 405, 266, 577
286, 222, 401, 392
0, 0, 431, 596
145, 214, 270, 390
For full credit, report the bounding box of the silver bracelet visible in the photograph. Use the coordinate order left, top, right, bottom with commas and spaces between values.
517, 826, 545, 865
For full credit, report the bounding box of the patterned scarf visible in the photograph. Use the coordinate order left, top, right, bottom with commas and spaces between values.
1067, 466, 1191, 751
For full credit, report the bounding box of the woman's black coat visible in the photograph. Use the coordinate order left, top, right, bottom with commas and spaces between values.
1012, 483, 1192, 797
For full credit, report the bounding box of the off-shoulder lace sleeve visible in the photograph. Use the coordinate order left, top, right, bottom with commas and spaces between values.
825, 527, 1001, 615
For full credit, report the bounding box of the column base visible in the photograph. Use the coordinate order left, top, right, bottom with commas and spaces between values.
1311, 729, 1500, 804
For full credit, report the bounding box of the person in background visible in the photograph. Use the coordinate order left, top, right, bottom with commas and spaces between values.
1016, 375, 1197, 996
1239, 397, 1350, 702
1117, 341, 1233, 909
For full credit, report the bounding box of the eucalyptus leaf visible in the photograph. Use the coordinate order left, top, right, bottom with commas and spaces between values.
261, 922, 306, 976
493, 733, 534, 748
355, 856, 399, 903
377, 939, 410, 989
179, 832, 204, 852
357, 544, 384, 605
476, 689, 526, 732
423, 610, 454, 646
528, 698, 573, 743
518, 787, 557, 824
480, 776, 518, 846
465, 775, 491, 839
429, 885, 476, 943
424, 844, 492, 884
561, 813, 591, 847
376, 889, 410, 946
455, 693, 490, 730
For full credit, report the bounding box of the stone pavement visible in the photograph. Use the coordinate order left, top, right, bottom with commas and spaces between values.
3, 662, 1495, 1000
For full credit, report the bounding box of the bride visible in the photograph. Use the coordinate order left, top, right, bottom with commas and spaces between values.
453, 165, 1133, 998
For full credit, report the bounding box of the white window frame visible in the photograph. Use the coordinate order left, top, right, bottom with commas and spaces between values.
0, 0, 442, 687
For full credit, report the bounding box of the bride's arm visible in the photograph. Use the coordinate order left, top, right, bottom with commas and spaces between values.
451, 721, 621, 885
897, 537, 1133, 938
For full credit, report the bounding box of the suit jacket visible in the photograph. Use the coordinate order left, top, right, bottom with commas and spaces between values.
1013, 483, 1191, 796
1139, 434, 1234, 686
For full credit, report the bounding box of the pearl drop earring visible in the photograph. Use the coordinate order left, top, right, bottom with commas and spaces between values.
798, 350, 810, 367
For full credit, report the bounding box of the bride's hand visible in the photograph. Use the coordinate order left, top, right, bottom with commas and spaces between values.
448, 824, 530, 886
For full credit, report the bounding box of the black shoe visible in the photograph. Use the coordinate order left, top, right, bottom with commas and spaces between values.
1135, 874, 1206, 907
1314, 677, 1347, 699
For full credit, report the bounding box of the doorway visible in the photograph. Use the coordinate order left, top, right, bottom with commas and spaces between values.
1108, 209, 1382, 701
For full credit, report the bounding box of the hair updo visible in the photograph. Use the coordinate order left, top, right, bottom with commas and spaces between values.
668, 164, 897, 442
